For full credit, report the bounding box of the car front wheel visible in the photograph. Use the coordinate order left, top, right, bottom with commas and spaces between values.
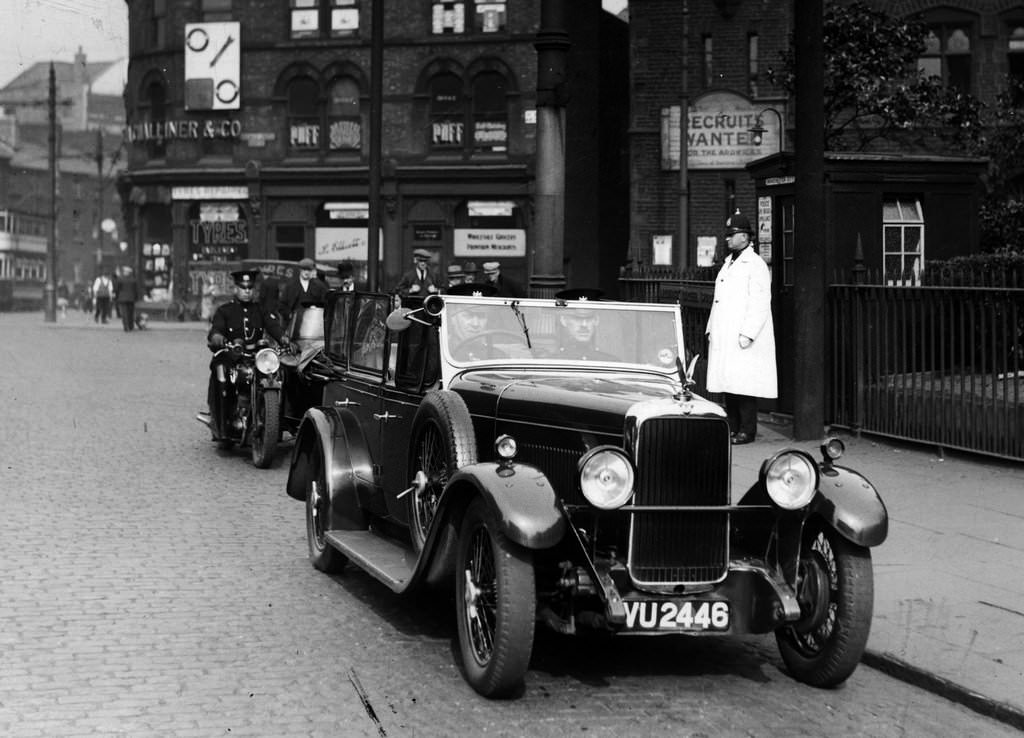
775, 520, 874, 687
306, 446, 347, 574
455, 498, 535, 698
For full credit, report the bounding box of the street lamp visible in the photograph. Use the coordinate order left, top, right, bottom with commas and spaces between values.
748, 107, 785, 152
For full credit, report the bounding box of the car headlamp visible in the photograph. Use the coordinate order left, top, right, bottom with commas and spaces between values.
762, 450, 818, 510
495, 434, 518, 460
255, 348, 280, 375
579, 447, 635, 510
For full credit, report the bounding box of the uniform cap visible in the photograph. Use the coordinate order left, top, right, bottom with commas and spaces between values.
230, 270, 259, 288
298, 257, 316, 270
725, 211, 753, 235
447, 264, 464, 275
482, 261, 500, 272
413, 248, 432, 260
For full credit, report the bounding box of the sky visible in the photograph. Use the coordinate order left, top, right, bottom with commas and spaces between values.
0, 0, 628, 90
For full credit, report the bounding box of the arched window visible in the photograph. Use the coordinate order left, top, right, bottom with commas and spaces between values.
326, 77, 362, 151
142, 80, 167, 159
288, 76, 321, 152
917, 12, 974, 93
1008, 23, 1024, 106
430, 73, 465, 151
471, 72, 507, 153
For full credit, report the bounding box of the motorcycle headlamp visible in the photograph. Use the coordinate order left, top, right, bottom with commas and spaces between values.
578, 447, 634, 510
255, 348, 280, 375
761, 450, 818, 510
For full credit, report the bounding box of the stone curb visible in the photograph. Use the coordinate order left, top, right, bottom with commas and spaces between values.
862, 650, 1024, 732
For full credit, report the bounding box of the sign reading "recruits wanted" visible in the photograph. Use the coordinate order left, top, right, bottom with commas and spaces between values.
453, 229, 526, 258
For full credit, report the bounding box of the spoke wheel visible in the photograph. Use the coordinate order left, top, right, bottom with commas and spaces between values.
251, 388, 280, 469
408, 392, 477, 552
306, 448, 347, 574
455, 498, 535, 698
776, 520, 874, 687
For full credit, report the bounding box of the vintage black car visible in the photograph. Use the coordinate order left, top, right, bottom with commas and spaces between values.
285, 290, 888, 697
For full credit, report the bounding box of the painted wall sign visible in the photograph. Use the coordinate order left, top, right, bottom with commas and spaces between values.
125, 119, 242, 142
687, 92, 781, 170
172, 186, 248, 201
314, 227, 383, 262
453, 229, 526, 257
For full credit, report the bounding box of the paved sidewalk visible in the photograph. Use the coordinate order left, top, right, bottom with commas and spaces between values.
731, 417, 1024, 730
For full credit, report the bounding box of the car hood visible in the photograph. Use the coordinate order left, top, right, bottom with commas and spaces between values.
452, 370, 723, 435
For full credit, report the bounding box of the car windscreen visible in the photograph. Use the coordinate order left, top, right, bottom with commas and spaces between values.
442, 299, 683, 371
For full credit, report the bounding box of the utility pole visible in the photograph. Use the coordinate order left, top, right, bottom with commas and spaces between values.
44, 63, 58, 323
367, 0, 383, 291
530, 0, 569, 297
792, 0, 826, 439
95, 128, 104, 269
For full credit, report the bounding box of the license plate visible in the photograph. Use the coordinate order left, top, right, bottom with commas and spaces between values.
622, 600, 730, 632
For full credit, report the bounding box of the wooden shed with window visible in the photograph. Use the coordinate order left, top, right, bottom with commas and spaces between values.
747, 151, 988, 411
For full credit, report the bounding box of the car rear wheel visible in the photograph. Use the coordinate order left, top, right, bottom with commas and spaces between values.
776, 520, 873, 687
306, 446, 347, 574
455, 498, 535, 698
408, 391, 477, 552
251, 388, 280, 469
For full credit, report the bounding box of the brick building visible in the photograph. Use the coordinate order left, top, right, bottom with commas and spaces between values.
119, 0, 629, 303
626, 0, 1024, 272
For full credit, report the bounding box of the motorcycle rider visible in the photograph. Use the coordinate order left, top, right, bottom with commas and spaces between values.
203, 270, 289, 433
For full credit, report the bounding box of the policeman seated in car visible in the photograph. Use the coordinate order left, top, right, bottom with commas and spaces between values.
555, 288, 619, 361
204, 270, 288, 431
445, 283, 503, 361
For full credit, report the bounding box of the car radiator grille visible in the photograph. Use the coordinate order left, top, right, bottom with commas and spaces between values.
628, 416, 731, 586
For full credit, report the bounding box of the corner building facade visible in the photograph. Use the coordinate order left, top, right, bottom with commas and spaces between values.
119, 0, 628, 302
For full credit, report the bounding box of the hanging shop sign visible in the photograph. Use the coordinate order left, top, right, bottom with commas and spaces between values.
453, 229, 526, 258
184, 22, 241, 111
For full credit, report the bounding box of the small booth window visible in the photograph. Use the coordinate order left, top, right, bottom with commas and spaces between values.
883, 197, 924, 286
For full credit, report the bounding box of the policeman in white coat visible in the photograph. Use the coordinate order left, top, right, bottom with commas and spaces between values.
705, 211, 777, 444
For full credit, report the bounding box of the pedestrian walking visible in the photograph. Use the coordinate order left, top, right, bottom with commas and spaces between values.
92, 272, 114, 324
56, 280, 69, 318
704, 210, 777, 444
116, 267, 140, 332
395, 249, 440, 298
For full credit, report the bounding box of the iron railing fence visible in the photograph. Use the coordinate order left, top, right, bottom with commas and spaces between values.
831, 282, 1024, 461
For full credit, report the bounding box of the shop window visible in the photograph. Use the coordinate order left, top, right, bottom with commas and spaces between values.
291, 0, 359, 39
430, 73, 465, 151
201, 0, 233, 22
152, 0, 167, 48
327, 77, 362, 151
472, 72, 507, 153
1009, 25, 1024, 106
883, 197, 924, 286
288, 76, 321, 152
918, 19, 973, 93
747, 33, 759, 98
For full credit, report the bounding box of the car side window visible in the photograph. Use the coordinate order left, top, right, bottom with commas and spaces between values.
350, 295, 390, 375
393, 319, 440, 391
325, 292, 354, 368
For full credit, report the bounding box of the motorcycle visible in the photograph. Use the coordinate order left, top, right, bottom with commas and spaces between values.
196, 339, 284, 468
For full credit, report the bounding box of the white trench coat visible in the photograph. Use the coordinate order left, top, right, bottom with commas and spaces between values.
704, 247, 778, 398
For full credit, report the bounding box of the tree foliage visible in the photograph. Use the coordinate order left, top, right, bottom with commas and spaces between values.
769, 1, 983, 151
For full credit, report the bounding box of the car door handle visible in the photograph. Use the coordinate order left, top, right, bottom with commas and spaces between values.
334, 399, 360, 407
373, 412, 400, 421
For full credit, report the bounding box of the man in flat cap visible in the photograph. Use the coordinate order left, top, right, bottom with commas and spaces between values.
396, 248, 440, 298
204, 270, 289, 432
481, 260, 522, 297
279, 257, 329, 327
705, 210, 777, 445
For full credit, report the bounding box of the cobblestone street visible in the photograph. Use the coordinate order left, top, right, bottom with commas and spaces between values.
0, 313, 1018, 737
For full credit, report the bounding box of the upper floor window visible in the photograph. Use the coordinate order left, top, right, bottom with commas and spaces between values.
291, 0, 360, 39
326, 77, 362, 151
472, 72, 507, 153
883, 197, 924, 286
1008, 25, 1024, 106
918, 22, 972, 93
283, 72, 365, 155
747, 33, 759, 97
432, 2, 506, 35
702, 35, 713, 89
430, 73, 464, 151
288, 76, 321, 152
142, 79, 167, 159
202, 0, 233, 22
152, 0, 167, 48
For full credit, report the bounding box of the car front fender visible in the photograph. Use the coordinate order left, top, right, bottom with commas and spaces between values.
285, 408, 371, 532
447, 463, 566, 550
811, 466, 888, 548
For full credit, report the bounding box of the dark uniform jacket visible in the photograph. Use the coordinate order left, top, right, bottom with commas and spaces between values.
208, 299, 285, 350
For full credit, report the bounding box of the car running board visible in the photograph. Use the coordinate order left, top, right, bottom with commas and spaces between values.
324, 530, 417, 594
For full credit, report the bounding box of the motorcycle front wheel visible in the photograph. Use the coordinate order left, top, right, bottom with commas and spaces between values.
251, 387, 280, 468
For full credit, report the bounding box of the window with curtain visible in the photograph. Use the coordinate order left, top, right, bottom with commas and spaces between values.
883, 197, 924, 286
918, 21, 973, 93
472, 72, 507, 153
747, 33, 759, 98
327, 77, 362, 151
430, 73, 465, 151
288, 76, 321, 152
